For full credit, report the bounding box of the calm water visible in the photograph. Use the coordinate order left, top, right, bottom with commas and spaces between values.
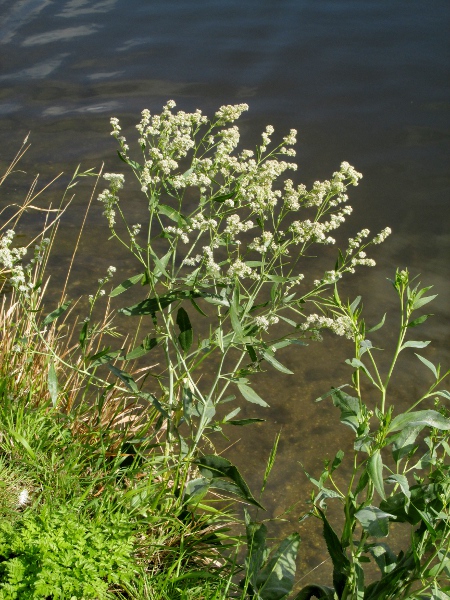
1, 0, 449, 584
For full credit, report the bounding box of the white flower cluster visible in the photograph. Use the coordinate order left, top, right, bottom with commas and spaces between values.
249, 231, 278, 254
165, 226, 190, 244
228, 258, 258, 280
0, 230, 27, 270
0, 231, 48, 297
348, 229, 370, 252
283, 179, 307, 211
350, 251, 376, 270
300, 313, 354, 341
372, 227, 392, 244
314, 270, 343, 287
98, 173, 124, 227
254, 314, 279, 331
215, 103, 249, 124
223, 214, 254, 239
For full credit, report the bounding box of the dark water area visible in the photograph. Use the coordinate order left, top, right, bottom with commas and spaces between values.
1, 0, 449, 585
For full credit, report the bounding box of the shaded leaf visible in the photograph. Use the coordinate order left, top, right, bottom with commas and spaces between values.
125, 336, 157, 360
184, 477, 210, 506
228, 418, 265, 426
120, 290, 201, 316
43, 300, 72, 325
195, 454, 263, 509
177, 307, 193, 352
294, 585, 335, 600
355, 506, 395, 537
106, 363, 138, 393
330, 389, 361, 432
411, 294, 437, 311
407, 314, 432, 328
316, 508, 349, 597
256, 533, 300, 600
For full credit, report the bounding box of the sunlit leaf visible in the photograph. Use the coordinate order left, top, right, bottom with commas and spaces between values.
110, 273, 144, 297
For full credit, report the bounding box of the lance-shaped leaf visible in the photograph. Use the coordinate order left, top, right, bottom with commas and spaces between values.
245, 511, 269, 591
110, 273, 144, 297
368, 450, 385, 499
176, 307, 193, 352
43, 300, 72, 325
106, 363, 138, 393
294, 585, 335, 600
195, 454, 264, 509
316, 508, 350, 597
364, 543, 397, 575
255, 533, 301, 600
355, 506, 395, 537
184, 477, 211, 506
48, 361, 59, 407
237, 383, 269, 407
263, 351, 294, 375
330, 389, 362, 432
120, 290, 201, 316
89, 348, 123, 367
125, 336, 157, 360
388, 425, 424, 462
387, 410, 450, 434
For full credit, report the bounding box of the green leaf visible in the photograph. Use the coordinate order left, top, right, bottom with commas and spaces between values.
237, 383, 269, 407
184, 478, 211, 506
435, 390, 450, 401
47, 361, 59, 407
157, 203, 183, 223
89, 348, 122, 367
411, 294, 437, 311
152, 249, 172, 279
389, 426, 424, 462
294, 585, 335, 600
407, 314, 432, 328
415, 353, 438, 379
79, 320, 88, 349
263, 351, 294, 374
106, 363, 138, 393
387, 410, 450, 433
120, 290, 201, 316
228, 418, 265, 426
368, 450, 385, 499
110, 273, 144, 297
400, 340, 430, 350
345, 358, 376, 385
355, 506, 395, 537
190, 297, 207, 317
195, 455, 264, 509
316, 508, 349, 597
364, 543, 397, 575
176, 307, 193, 352
256, 533, 300, 600
245, 511, 269, 589
43, 300, 72, 325
367, 313, 386, 333
349, 296, 361, 315
117, 151, 142, 171
213, 192, 235, 203
330, 389, 361, 432
331, 450, 344, 473
125, 336, 157, 360
385, 474, 410, 504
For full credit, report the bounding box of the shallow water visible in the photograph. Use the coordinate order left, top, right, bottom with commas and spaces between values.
1, 0, 449, 585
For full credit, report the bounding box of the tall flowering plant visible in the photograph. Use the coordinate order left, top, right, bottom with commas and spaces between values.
94, 101, 391, 473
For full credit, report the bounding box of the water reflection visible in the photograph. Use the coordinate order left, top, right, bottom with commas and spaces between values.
0, 0, 449, 580
22, 24, 100, 46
